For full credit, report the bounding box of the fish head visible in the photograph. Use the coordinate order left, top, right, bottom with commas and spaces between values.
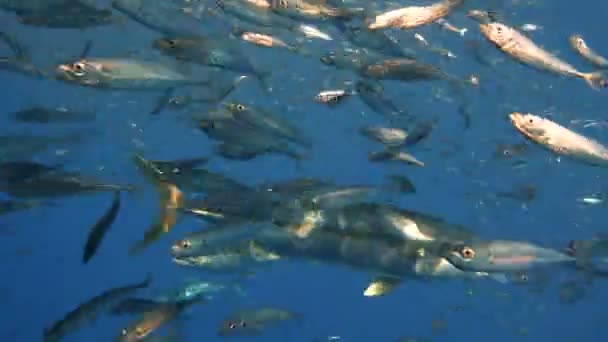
467, 9, 493, 23
441, 241, 484, 270
152, 37, 198, 55
509, 112, 548, 140
569, 34, 587, 51
479, 22, 514, 48
225, 102, 248, 113
56, 59, 107, 86
116, 324, 149, 342
319, 51, 336, 65
218, 319, 254, 336
171, 236, 205, 258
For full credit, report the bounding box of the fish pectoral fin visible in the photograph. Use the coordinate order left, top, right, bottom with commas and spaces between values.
581, 71, 606, 90
363, 276, 402, 297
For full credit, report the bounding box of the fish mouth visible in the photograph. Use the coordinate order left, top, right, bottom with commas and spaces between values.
55, 64, 75, 79
508, 112, 528, 132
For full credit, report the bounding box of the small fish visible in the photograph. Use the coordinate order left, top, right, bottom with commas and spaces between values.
82, 191, 121, 264
436, 18, 467, 36
443, 240, 575, 272
355, 79, 407, 120
360, 58, 451, 82
17, 6, 116, 29
477, 22, 605, 89
495, 184, 537, 202
314, 89, 355, 106
44, 275, 151, 342
569, 34, 608, 69
153, 37, 272, 92
359, 126, 408, 147
367, 0, 464, 30
218, 307, 300, 336
117, 298, 201, 341
236, 30, 301, 54
0, 161, 60, 183
369, 150, 425, 167
10, 106, 96, 124
56, 58, 206, 90
509, 112, 608, 167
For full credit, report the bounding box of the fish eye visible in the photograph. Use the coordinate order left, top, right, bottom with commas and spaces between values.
166, 39, 177, 48
503, 149, 511, 156
576, 37, 585, 47
120, 329, 128, 336
236, 104, 246, 111
72, 62, 86, 76
181, 240, 192, 249
528, 118, 534, 124
229, 322, 238, 329
240, 320, 247, 327
461, 246, 475, 259
520, 273, 529, 282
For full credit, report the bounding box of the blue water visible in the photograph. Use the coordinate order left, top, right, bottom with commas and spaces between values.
2, 0, 608, 341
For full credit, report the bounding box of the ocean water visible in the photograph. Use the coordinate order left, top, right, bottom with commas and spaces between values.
1, 0, 608, 341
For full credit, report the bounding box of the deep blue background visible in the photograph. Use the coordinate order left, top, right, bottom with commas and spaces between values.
2, 0, 608, 341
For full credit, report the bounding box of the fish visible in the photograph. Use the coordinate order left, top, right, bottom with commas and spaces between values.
0, 133, 82, 160
218, 307, 300, 336
355, 79, 408, 120
129, 182, 183, 255
116, 298, 201, 341
223, 102, 311, 147
16, 5, 116, 29
0, 161, 61, 183
9, 106, 96, 124
44, 275, 151, 342
235, 29, 303, 54
56, 58, 208, 90
334, 20, 416, 59
509, 112, 608, 166
314, 89, 355, 106
367, 0, 464, 30
171, 222, 277, 258
477, 22, 605, 89
569, 34, 608, 69
442, 240, 575, 272
270, 0, 360, 21
369, 150, 425, 167
172, 241, 280, 272
360, 58, 455, 83
1, 172, 135, 198
82, 191, 121, 263
112, 0, 204, 37
359, 126, 409, 147
153, 37, 272, 92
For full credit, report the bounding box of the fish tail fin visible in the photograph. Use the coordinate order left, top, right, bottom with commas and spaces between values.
582, 71, 607, 90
